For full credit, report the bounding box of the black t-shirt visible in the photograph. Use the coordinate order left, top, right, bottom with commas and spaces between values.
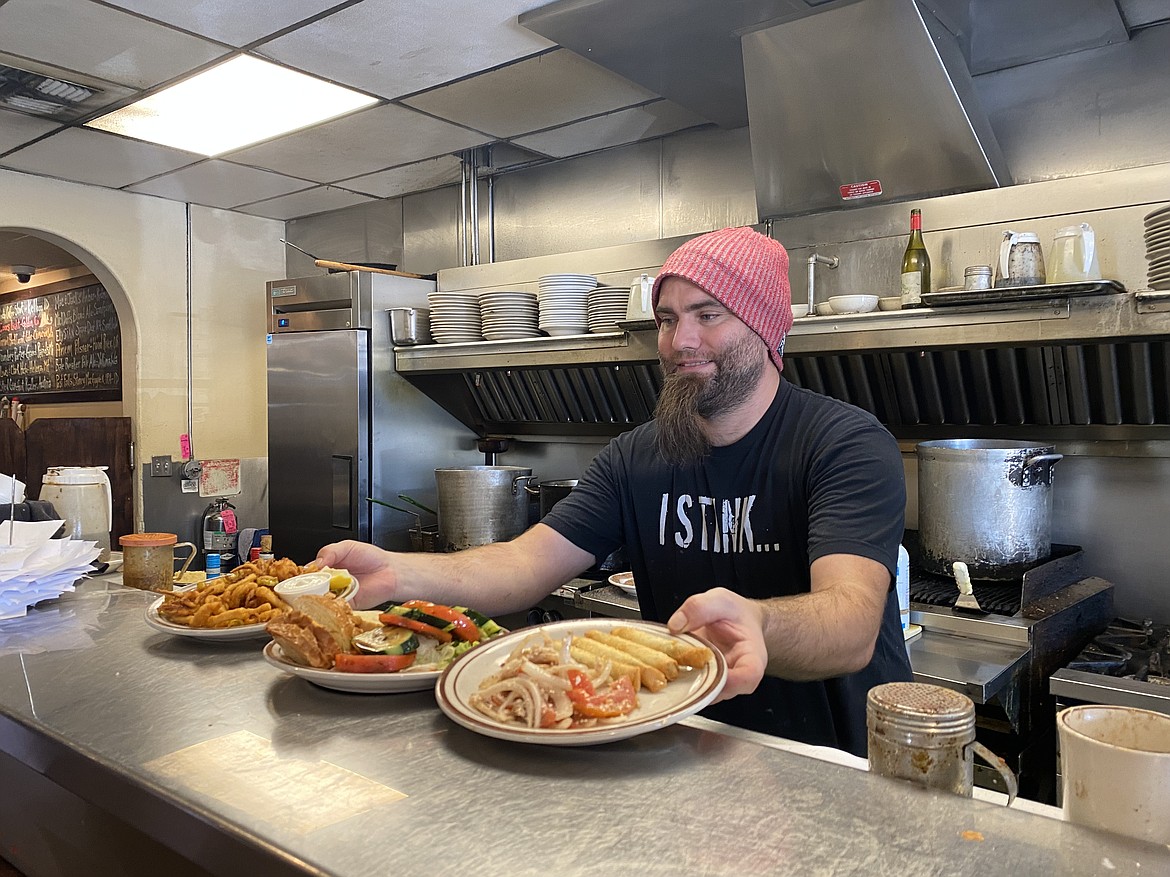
541, 378, 913, 756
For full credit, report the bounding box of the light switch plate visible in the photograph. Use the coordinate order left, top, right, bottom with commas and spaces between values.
151, 455, 172, 477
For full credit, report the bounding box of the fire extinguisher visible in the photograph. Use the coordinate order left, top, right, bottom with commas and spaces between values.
199, 497, 238, 571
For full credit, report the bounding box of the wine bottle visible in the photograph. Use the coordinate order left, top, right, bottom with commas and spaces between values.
900, 209, 930, 308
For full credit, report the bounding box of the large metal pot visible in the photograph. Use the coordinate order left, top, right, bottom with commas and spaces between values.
917, 440, 1063, 580
435, 466, 536, 552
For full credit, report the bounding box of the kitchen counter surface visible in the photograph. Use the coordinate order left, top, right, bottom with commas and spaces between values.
1, 574, 1167, 876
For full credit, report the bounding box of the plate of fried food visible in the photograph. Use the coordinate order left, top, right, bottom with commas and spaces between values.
145, 557, 358, 641
435, 618, 726, 746
263, 596, 506, 693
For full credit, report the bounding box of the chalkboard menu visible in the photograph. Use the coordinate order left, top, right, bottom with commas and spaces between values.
0, 278, 122, 403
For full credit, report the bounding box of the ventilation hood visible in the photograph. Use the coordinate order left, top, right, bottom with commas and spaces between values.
742, 0, 1011, 218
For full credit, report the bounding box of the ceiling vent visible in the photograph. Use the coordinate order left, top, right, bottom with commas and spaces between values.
0, 54, 131, 123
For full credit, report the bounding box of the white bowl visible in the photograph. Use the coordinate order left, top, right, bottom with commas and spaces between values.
828, 294, 879, 314
878, 297, 902, 311
273, 571, 332, 598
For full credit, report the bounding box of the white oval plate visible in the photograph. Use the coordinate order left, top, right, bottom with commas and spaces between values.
262, 641, 440, 693
144, 578, 358, 641
435, 618, 726, 746
608, 571, 637, 595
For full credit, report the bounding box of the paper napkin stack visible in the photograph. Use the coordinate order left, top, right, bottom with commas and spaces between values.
0, 518, 100, 621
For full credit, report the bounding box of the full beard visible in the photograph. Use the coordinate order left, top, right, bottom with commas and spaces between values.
654, 333, 768, 466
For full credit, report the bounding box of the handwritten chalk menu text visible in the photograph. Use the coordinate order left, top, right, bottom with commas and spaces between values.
0, 280, 122, 402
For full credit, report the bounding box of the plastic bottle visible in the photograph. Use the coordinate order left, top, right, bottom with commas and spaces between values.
205, 552, 221, 580
896, 544, 911, 633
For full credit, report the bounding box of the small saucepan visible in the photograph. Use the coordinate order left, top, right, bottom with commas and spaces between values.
526, 479, 579, 519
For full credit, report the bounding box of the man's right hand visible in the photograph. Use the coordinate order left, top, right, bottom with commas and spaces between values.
315, 540, 399, 608
667, 588, 768, 702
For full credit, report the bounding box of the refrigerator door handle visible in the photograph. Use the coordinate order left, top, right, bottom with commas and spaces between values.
331, 455, 354, 529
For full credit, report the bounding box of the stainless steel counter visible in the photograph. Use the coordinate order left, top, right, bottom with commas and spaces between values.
1, 575, 1168, 876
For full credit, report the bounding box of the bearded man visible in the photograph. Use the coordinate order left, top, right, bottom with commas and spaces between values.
319, 226, 913, 755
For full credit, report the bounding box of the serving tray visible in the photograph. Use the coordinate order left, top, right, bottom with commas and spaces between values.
921, 279, 1126, 307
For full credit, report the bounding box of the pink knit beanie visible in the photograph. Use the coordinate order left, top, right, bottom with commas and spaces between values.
652, 226, 792, 371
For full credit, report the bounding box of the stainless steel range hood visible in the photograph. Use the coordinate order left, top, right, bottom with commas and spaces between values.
743, 0, 1011, 218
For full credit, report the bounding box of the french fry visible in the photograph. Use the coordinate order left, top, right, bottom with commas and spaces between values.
584, 630, 679, 680
206, 607, 257, 628
574, 636, 667, 691
611, 626, 713, 668
255, 586, 285, 611
191, 598, 222, 627
569, 643, 642, 692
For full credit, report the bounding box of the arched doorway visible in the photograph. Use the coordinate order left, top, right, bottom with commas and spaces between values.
0, 228, 140, 540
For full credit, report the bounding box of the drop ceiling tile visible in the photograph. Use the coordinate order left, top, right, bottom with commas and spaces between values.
102, 0, 340, 47
125, 159, 314, 209
0, 127, 201, 189
235, 185, 375, 221
223, 103, 488, 183
402, 49, 660, 138
0, 107, 60, 155
256, 0, 554, 99
0, 0, 228, 90
337, 155, 464, 198
512, 100, 708, 158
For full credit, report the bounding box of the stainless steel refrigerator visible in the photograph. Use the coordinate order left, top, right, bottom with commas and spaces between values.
266, 271, 470, 565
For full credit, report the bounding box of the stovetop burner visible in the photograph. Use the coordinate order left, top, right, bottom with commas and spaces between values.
1065, 618, 1170, 681
910, 572, 1024, 615
903, 532, 1083, 617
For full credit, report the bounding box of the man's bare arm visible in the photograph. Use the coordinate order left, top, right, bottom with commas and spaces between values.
317, 522, 597, 615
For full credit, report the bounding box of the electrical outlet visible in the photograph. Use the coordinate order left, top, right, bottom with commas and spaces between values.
150, 455, 172, 477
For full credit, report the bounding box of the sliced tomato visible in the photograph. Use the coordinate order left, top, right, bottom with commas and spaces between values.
401, 600, 482, 642
333, 652, 417, 673
571, 676, 638, 718
539, 703, 559, 728
566, 668, 595, 706
378, 613, 452, 643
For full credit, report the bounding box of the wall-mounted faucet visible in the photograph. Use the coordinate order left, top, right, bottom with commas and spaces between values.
806, 253, 840, 317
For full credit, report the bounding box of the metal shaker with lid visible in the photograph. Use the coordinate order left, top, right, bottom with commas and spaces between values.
867, 682, 1017, 805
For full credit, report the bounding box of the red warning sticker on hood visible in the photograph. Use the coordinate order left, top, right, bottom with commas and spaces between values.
839, 180, 883, 200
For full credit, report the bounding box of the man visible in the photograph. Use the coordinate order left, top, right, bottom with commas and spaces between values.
318, 226, 912, 756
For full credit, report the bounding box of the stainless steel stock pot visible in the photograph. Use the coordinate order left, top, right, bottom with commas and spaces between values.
917, 439, 1062, 580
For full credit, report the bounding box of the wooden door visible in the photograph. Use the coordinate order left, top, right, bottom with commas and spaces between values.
0, 418, 25, 487
25, 417, 133, 542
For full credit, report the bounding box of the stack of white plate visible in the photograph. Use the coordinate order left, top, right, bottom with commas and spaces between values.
587, 286, 631, 333
427, 292, 483, 343
537, 273, 596, 336
479, 291, 540, 340
1146, 204, 1170, 290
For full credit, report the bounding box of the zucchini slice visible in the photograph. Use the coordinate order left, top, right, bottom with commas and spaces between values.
353, 626, 419, 656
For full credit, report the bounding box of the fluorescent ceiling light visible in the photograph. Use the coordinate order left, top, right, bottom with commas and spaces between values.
85, 55, 378, 156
